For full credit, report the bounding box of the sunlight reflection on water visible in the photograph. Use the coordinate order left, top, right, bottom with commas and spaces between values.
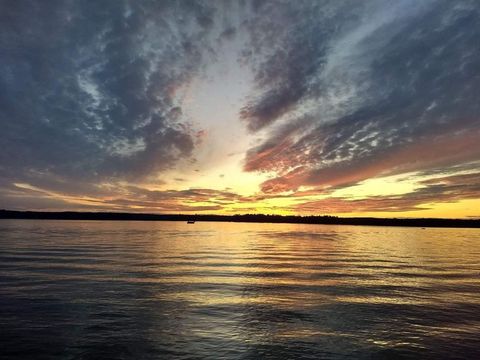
1, 220, 480, 359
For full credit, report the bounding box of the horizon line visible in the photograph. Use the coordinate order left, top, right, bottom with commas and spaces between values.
1, 210, 479, 229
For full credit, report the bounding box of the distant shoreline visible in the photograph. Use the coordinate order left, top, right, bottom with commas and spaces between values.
1, 210, 479, 229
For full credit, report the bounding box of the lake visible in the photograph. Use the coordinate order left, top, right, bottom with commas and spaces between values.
1, 220, 480, 359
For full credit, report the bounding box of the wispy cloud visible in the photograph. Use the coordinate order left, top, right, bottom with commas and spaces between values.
242, 0, 480, 196
295, 171, 480, 213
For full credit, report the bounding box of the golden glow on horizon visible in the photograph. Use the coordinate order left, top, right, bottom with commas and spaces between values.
333, 173, 418, 198
11, 168, 480, 218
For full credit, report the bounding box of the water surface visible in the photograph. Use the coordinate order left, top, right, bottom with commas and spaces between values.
1, 220, 480, 359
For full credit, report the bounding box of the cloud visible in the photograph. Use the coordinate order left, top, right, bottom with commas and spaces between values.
0, 1, 218, 188
242, 0, 480, 194
295, 171, 480, 214
0, 179, 247, 212
259, 129, 480, 193
240, 0, 365, 132
1, 1, 479, 214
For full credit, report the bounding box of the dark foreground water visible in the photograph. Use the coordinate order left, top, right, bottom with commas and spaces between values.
1, 220, 480, 359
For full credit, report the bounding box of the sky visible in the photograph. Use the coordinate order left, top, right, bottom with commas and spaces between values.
1, 0, 480, 218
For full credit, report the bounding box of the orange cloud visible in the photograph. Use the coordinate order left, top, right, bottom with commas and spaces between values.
260, 129, 480, 193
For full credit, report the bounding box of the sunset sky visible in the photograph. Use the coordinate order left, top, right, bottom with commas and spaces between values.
1, 0, 480, 218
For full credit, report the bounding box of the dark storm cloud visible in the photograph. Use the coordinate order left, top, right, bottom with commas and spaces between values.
0, 0, 217, 187
242, 0, 480, 193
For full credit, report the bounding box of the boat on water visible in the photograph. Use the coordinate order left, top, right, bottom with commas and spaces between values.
187, 220, 195, 224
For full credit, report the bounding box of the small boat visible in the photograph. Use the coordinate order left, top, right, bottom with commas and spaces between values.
187, 220, 195, 224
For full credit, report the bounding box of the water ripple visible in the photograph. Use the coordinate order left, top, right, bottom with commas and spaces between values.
1, 220, 480, 359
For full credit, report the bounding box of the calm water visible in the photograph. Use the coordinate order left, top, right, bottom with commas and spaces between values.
1, 220, 480, 359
